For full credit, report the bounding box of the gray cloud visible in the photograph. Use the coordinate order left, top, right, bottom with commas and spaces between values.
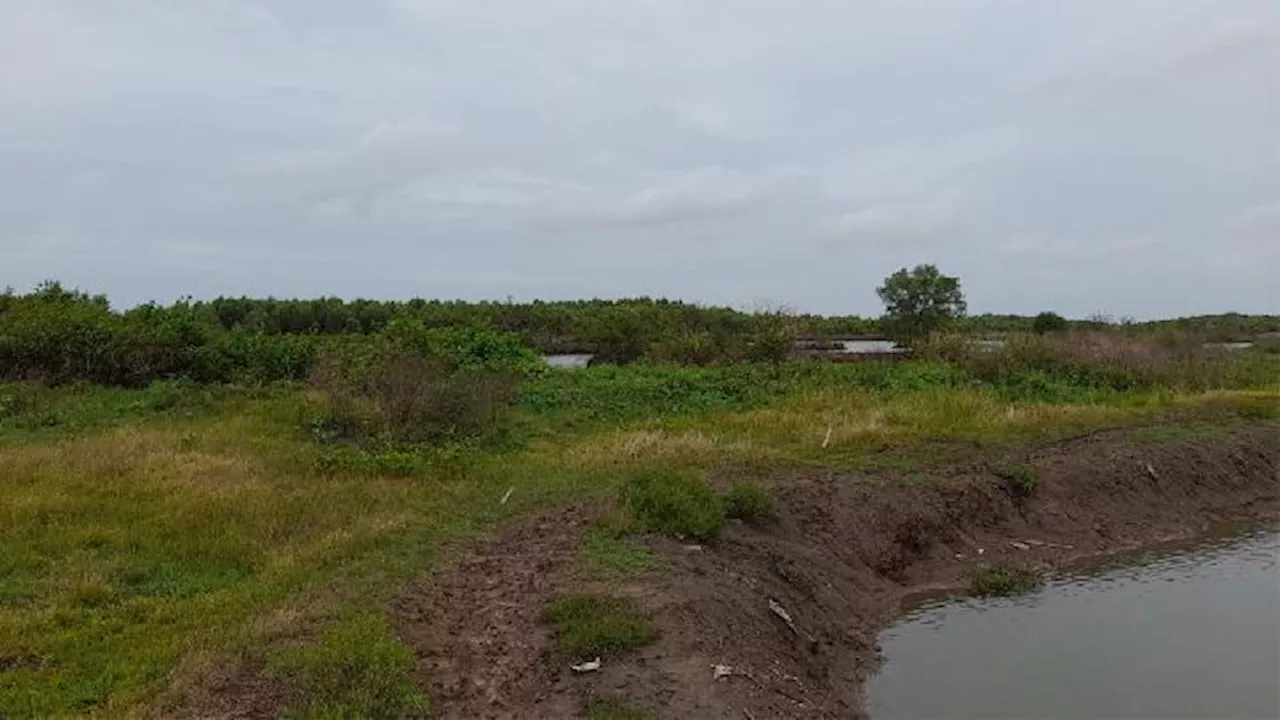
1, 0, 1277, 317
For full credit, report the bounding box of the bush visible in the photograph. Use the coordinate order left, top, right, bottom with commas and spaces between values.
541, 595, 659, 662
723, 481, 774, 521
1031, 311, 1068, 335
949, 332, 1244, 392
310, 348, 518, 447
744, 310, 800, 364
620, 469, 726, 541
646, 330, 737, 367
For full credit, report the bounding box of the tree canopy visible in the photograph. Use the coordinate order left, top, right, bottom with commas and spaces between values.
876, 264, 967, 344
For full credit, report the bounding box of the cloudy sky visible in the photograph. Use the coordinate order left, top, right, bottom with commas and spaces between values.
2, 1, 1277, 317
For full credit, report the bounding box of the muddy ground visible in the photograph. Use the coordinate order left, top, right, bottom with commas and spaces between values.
393, 423, 1279, 719
180, 422, 1279, 718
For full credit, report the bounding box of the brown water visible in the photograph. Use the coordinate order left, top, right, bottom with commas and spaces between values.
868, 526, 1280, 719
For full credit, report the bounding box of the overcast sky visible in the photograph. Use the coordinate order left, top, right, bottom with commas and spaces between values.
2, 1, 1277, 317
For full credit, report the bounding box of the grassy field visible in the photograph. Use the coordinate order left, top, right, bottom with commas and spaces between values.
1, 359, 1278, 716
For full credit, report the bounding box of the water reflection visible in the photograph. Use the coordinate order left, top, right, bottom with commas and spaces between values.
868, 527, 1280, 719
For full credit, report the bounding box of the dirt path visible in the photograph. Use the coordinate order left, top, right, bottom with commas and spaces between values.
395, 424, 1279, 719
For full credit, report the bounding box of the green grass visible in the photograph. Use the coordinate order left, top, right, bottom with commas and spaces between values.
0, 364, 1275, 714
620, 468, 726, 541
968, 565, 1044, 597
540, 596, 659, 663
267, 613, 427, 719
0, 380, 229, 444
582, 695, 656, 720
581, 530, 659, 579
723, 481, 774, 521
1124, 423, 1237, 444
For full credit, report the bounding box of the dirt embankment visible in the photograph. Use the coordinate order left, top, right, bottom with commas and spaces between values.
395, 424, 1279, 719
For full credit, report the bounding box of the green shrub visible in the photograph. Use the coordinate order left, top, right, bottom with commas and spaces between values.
621, 469, 726, 541
743, 310, 799, 364
646, 330, 737, 366
1032, 311, 1068, 335
723, 481, 774, 521
382, 320, 546, 376
540, 595, 659, 663
968, 565, 1043, 597
953, 331, 1248, 393
310, 348, 518, 447
270, 614, 427, 718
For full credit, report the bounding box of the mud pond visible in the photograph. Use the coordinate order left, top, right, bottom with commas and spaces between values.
868, 526, 1280, 719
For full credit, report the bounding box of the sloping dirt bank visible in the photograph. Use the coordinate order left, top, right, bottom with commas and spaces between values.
395, 423, 1279, 719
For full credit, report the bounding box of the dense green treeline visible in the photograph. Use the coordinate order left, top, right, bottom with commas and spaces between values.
5, 282, 1276, 343
1, 281, 1276, 387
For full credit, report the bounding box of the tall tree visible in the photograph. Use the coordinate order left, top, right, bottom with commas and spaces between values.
876, 264, 966, 344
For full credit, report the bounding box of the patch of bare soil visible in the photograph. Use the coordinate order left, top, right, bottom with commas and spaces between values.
395, 424, 1279, 719
166, 661, 298, 720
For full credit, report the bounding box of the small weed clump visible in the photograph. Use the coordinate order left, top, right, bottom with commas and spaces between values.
723, 480, 774, 521
620, 468, 726, 541
582, 695, 656, 720
581, 529, 659, 579
541, 595, 659, 663
270, 613, 428, 718
968, 565, 1044, 597
994, 465, 1039, 501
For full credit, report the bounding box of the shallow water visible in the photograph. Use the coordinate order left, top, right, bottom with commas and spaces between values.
840, 340, 904, 354
543, 353, 593, 369
868, 527, 1280, 719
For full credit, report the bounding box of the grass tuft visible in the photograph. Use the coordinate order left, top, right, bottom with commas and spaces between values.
968, 565, 1044, 597
993, 465, 1039, 502
540, 595, 659, 663
581, 529, 658, 579
620, 468, 726, 541
723, 481, 774, 522
268, 613, 427, 719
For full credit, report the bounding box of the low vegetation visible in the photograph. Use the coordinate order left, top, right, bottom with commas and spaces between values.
994, 465, 1040, 503
581, 530, 659, 579
540, 595, 659, 663
267, 613, 427, 719
724, 481, 775, 522
968, 565, 1045, 597
1, 279, 1277, 714
582, 695, 657, 720
620, 468, 727, 542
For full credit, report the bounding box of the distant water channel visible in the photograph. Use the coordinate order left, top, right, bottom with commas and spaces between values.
868, 526, 1280, 719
